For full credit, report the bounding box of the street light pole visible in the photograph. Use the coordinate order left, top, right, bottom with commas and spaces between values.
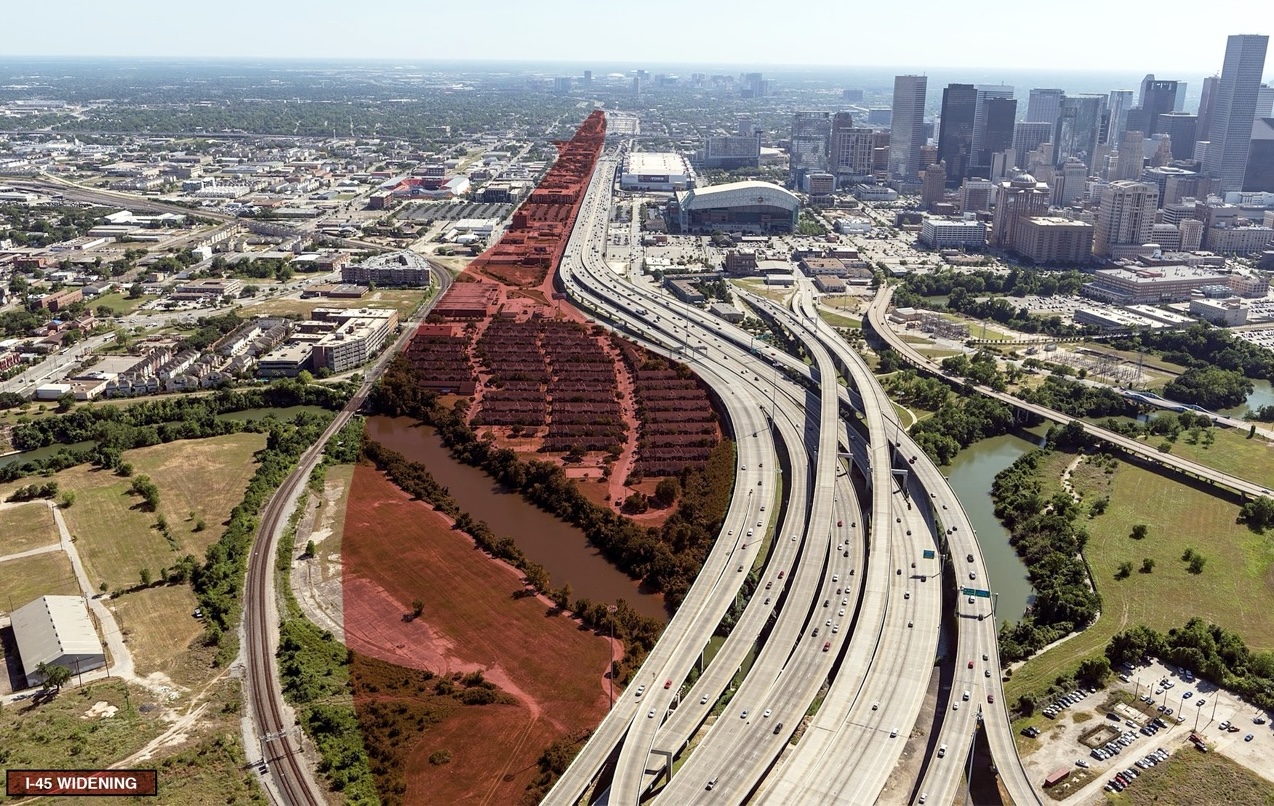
607, 604, 617, 709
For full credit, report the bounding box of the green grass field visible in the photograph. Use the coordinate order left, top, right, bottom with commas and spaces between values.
0, 501, 61, 556
89, 291, 158, 316
111, 583, 205, 686
0, 550, 80, 611
0, 433, 265, 596
819, 309, 862, 329
1006, 454, 1274, 705
1154, 427, 1274, 489
1108, 744, 1274, 805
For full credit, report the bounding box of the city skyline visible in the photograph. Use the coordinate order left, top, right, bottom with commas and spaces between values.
4, 0, 1272, 76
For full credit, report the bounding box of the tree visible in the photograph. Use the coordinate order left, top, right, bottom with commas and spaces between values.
58, 491, 76, 509
1130, 524, 1148, 540
1140, 557, 1156, 574
1188, 554, 1207, 574
1076, 655, 1111, 686
36, 662, 71, 692
296, 370, 314, 385
305, 539, 316, 558
653, 477, 680, 508
1116, 561, 1133, 579
139, 567, 152, 587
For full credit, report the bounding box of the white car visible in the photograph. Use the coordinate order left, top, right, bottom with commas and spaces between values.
763, 709, 772, 718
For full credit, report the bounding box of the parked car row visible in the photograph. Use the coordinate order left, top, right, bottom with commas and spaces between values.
1090, 729, 1139, 760
1104, 748, 1170, 793
1042, 687, 1095, 718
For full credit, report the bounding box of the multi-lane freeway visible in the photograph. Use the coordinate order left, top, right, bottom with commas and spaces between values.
545, 141, 1045, 806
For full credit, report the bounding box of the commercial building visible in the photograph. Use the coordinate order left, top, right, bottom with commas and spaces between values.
1053, 94, 1108, 168
991, 172, 1051, 252
1094, 181, 1158, 259
1012, 122, 1054, 166
1202, 35, 1270, 193
1190, 297, 1249, 325
1016, 217, 1095, 264
702, 133, 762, 169
890, 76, 928, 178
1027, 88, 1064, 125
958, 178, 995, 213
1155, 112, 1198, 160
171, 278, 243, 300
919, 217, 987, 248
36, 288, 83, 312
671, 180, 800, 235
310, 308, 399, 373
828, 113, 875, 184
12, 595, 106, 687
619, 152, 694, 192
1083, 263, 1233, 304
666, 278, 707, 304
257, 343, 314, 377
789, 112, 832, 187
971, 89, 1016, 177
1205, 224, 1274, 254
341, 250, 432, 286
1244, 118, 1274, 192
937, 84, 978, 184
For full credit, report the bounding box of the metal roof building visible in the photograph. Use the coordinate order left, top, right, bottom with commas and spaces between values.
672, 180, 800, 235
11, 595, 106, 687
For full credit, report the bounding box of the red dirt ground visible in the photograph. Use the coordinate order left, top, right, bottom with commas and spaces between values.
343, 464, 614, 804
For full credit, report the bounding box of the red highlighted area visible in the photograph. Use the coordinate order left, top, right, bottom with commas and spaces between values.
343, 465, 612, 804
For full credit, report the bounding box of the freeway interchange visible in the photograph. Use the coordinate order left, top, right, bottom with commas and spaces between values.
545, 148, 1043, 806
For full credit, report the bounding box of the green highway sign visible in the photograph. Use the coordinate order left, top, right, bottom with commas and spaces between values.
975, 589, 991, 598
922, 550, 935, 559
961, 587, 976, 596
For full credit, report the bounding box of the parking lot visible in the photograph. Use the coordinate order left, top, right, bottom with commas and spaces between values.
1016, 659, 1274, 803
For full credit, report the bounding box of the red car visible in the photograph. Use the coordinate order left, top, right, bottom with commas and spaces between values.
988, 694, 995, 704
968, 660, 974, 669
777, 570, 785, 579
664, 679, 672, 689
823, 641, 831, 652
837, 519, 843, 527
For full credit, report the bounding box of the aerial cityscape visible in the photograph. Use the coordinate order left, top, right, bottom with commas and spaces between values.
1, 12, 1273, 806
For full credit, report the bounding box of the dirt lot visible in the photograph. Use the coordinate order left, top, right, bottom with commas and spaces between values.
342, 464, 613, 804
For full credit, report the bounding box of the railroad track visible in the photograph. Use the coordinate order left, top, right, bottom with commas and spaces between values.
240, 264, 451, 805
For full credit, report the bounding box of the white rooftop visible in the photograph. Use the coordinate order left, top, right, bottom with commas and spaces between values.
11, 595, 104, 682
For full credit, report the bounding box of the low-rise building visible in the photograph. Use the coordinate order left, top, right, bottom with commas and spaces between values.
310, 308, 399, 373
171, 278, 243, 300
1190, 297, 1249, 326
666, 279, 706, 304
918, 217, 987, 249
258, 343, 314, 377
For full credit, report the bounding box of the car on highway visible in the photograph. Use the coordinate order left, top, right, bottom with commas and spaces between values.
664, 679, 672, 689
648, 709, 656, 718
773, 722, 784, 734
701, 694, 710, 704
763, 709, 772, 718
968, 660, 974, 669
705, 778, 717, 791
988, 694, 995, 703
890, 728, 898, 738
740, 709, 749, 719
635, 685, 645, 698
823, 641, 831, 652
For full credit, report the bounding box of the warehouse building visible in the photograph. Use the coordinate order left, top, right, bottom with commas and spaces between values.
12, 595, 106, 687
670, 180, 800, 235
619, 152, 695, 192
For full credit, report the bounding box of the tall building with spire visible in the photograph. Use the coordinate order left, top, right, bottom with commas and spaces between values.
1203, 34, 1270, 193
890, 75, 927, 178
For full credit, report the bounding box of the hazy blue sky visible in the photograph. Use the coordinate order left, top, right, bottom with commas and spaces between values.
5, 0, 1269, 76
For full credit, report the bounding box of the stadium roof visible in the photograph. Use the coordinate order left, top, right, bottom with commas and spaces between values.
676, 180, 800, 212
11, 595, 104, 681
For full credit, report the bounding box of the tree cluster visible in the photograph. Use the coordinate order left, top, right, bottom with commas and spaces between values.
909, 392, 1017, 465
1106, 618, 1274, 711
1162, 366, 1254, 410
991, 449, 1102, 662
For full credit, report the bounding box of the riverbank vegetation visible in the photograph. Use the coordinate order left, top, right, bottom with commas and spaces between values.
999, 432, 1274, 715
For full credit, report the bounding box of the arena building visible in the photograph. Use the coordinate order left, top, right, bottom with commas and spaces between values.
670, 180, 800, 235
619, 152, 695, 192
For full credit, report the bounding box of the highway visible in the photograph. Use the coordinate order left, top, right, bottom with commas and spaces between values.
240, 264, 451, 805
866, 286, 1272, 502
545, 141, 1051, 804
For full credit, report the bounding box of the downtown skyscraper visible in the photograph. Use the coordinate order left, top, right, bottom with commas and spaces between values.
890, 75, 927, 179
1202, 34, 1270, 193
